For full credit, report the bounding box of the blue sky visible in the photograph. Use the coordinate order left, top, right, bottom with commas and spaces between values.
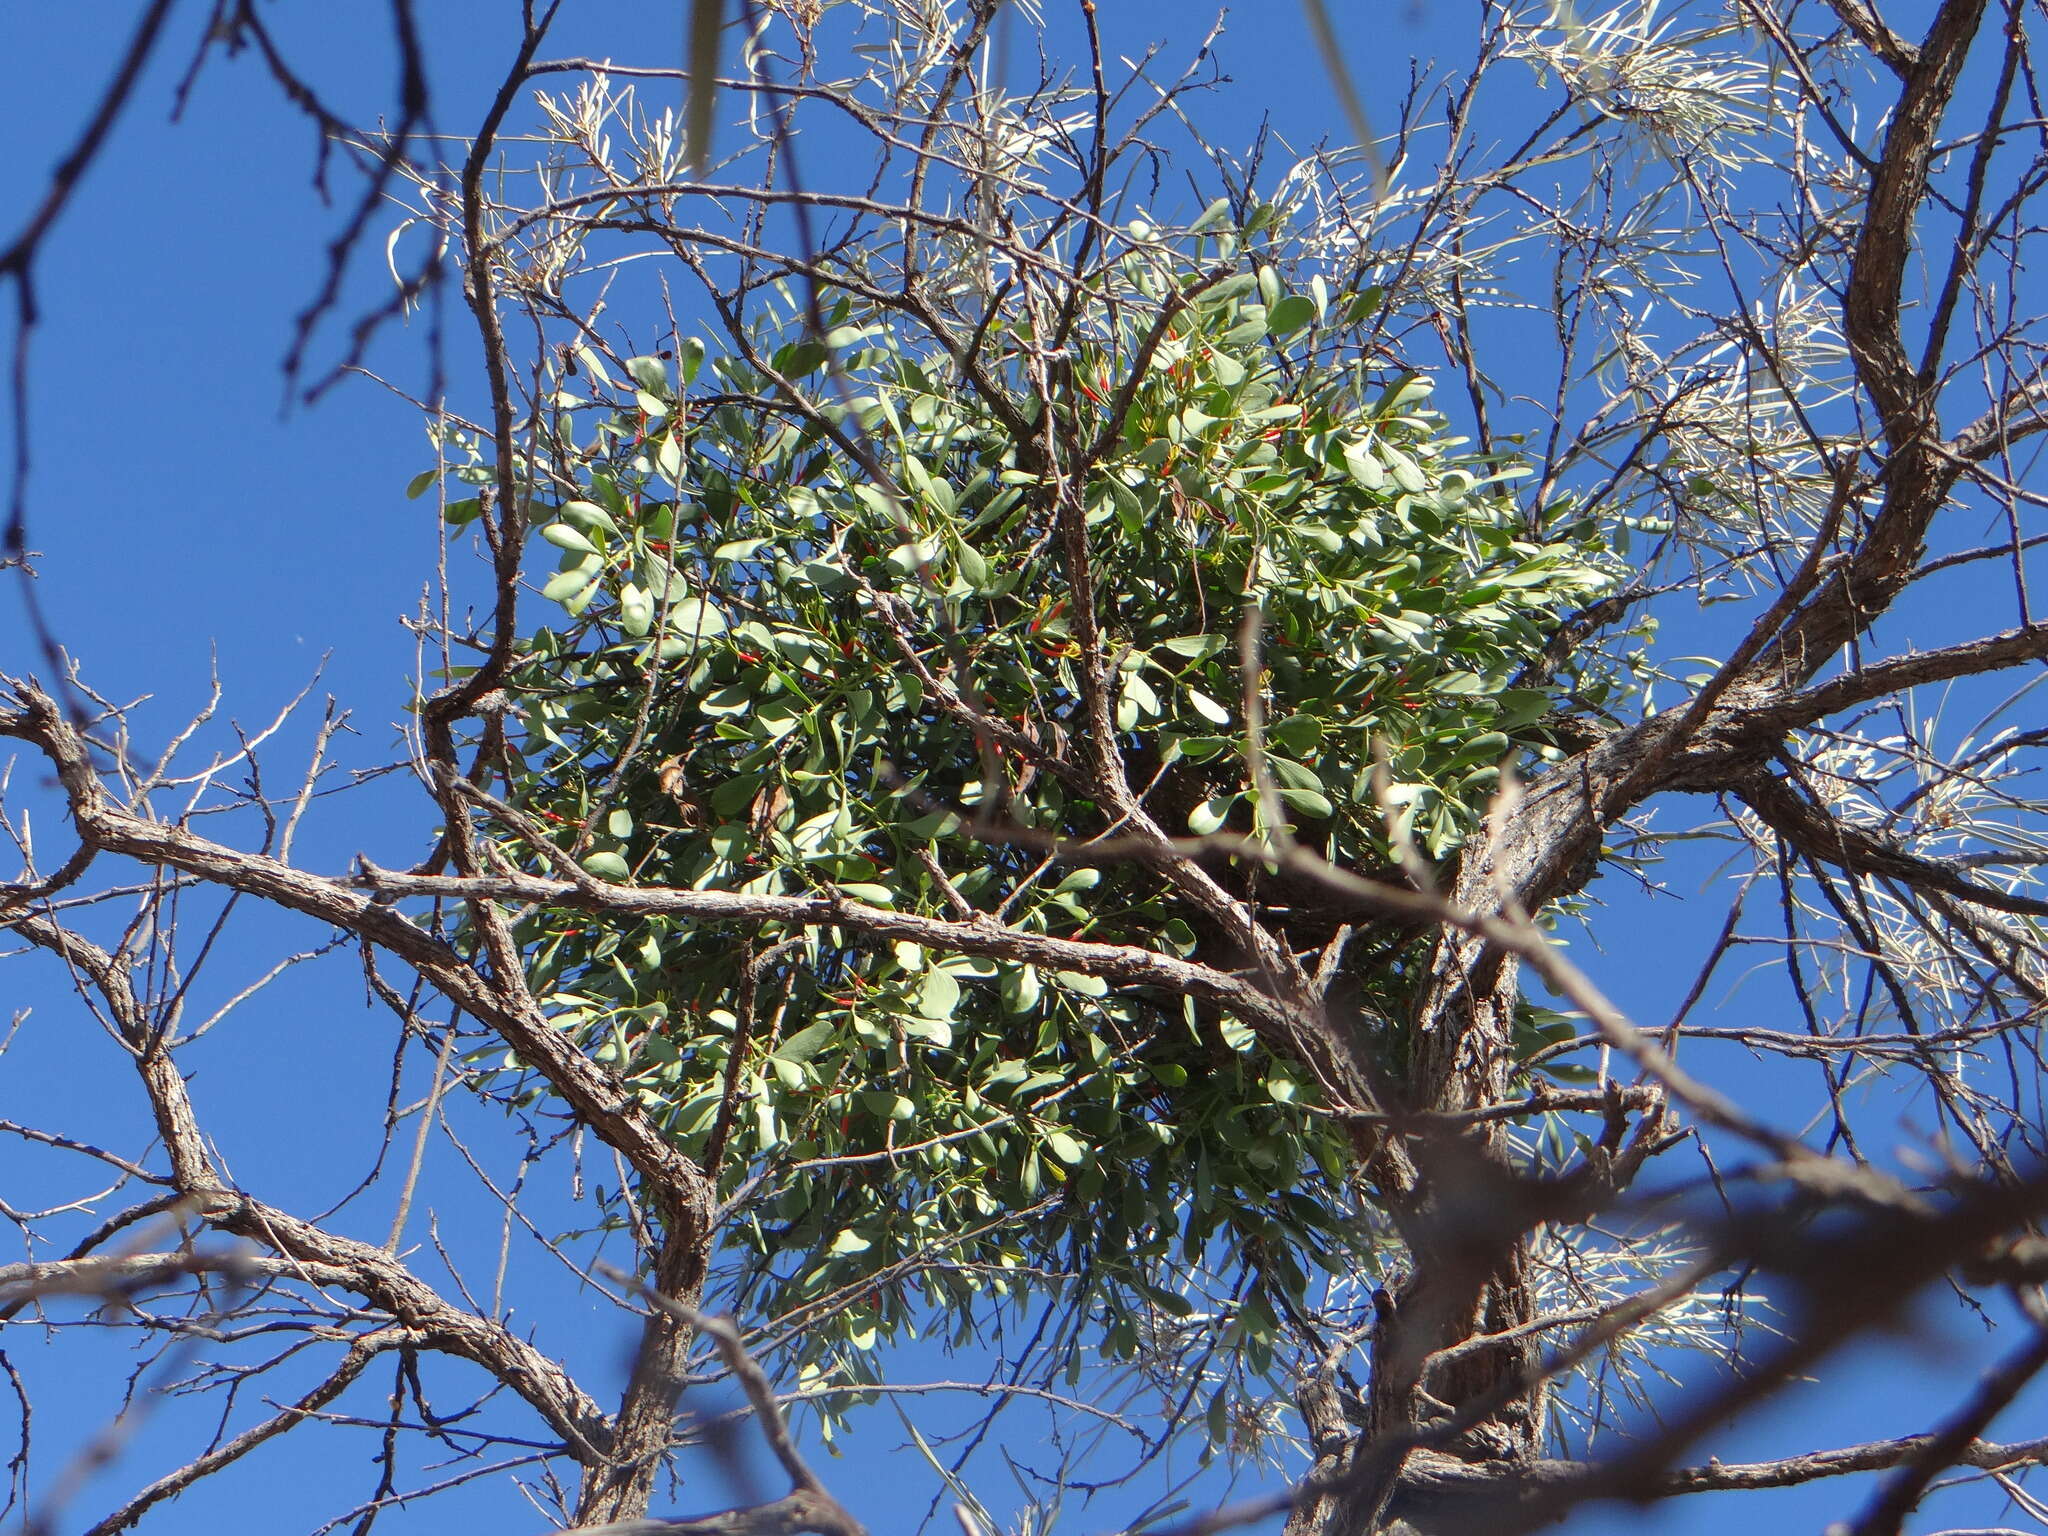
2, 4, 2040, 1536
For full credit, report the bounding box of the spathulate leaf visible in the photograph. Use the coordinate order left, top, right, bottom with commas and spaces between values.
626, 355, 670, 396
541, 522, 598, 555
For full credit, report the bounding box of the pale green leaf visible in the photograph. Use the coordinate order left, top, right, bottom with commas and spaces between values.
772, 1021, 837, 1063
541, 523, 598, 555
1045, 1130, 1086, 1166
626, 355, 670, 396
582, 851, 631, 881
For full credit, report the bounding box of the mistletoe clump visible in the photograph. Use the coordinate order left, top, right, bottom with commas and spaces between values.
441, 236, 1625, 1410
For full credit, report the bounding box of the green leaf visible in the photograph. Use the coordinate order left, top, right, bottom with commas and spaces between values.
1266, 294, 1316, 336
904, 807, 961, 839
904, 1016, 953, 1047
1342, 441, 1386, 491
542, 566, 600, 603
541, 523, 598, 555
796, 559, 854, 597
1001, 965, 1042, 1014
885, 540, 942, 576
1187, 688, 1231, 725
709, 776, 764, 818
1274, 787, 1334, 819
772, 1021, 837, 1063
1347, 285, 1386, 321
677, 336, 707, 386
664, 598, 727, 638
626, 355, 670, 397
1203, 272, 1260, 306
1189, 793, 1238, 835
582, 851, 631, 881
1498, 561, 1563, 589
698, 685, 753, 717
1382, 446, 1428, 495
405, 469, 438, 500
1497, 689, 1551, 729
617, 583, 653, 637
955, 541, 991, 591
917, 968, 961, 1020
862, 1091, 916, 1121
670, 1091, 722, 1139
1269, 714, 1321, 753
1374, 373, 1436, 415
1120, 672, 1160, 717
1454, 730, 1511, 762
1045, 1130, 1086, 1166
559, 500, 621, 536
1263, 755, 1324, 792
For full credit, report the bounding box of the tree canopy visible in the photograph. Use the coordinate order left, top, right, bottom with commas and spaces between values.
9, 4, 2048, 1536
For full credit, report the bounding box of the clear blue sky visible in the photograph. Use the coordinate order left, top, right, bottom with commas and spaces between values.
0, 4, 2036, 1536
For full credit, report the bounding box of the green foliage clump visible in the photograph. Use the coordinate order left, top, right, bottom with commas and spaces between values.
442, 235, 1624, 1408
